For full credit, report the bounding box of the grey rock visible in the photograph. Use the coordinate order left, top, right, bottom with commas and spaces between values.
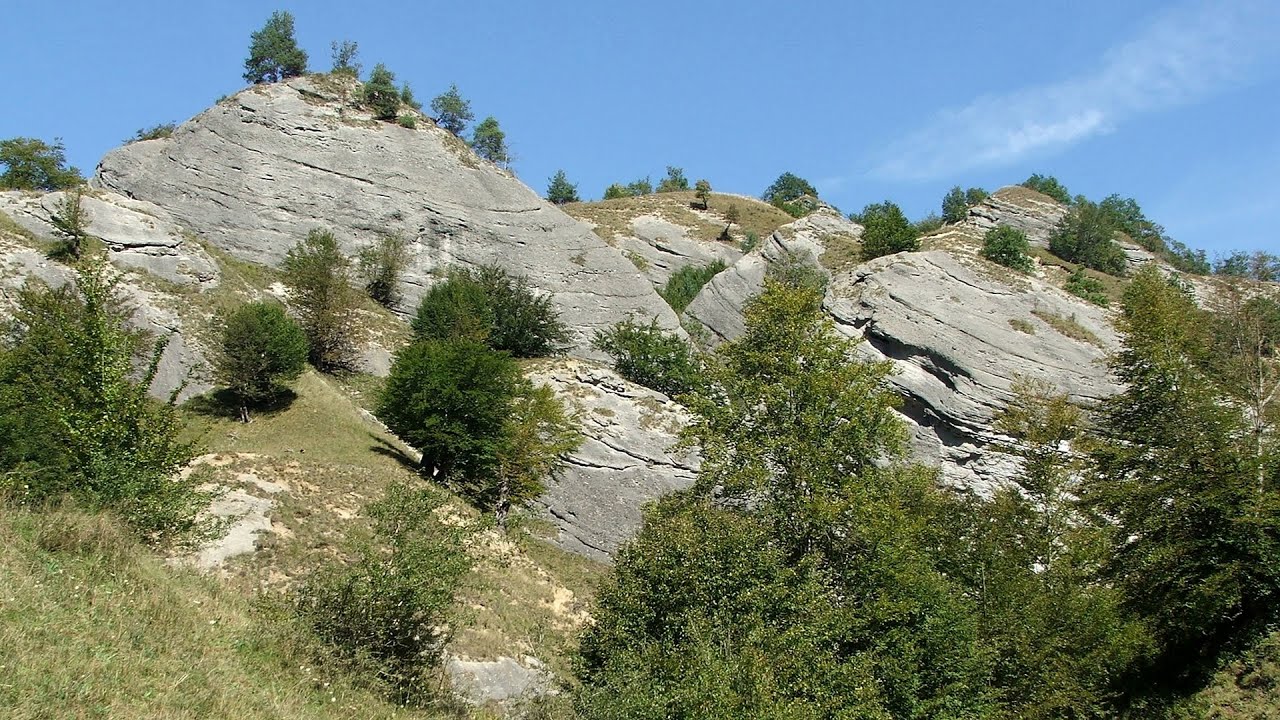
966, 186, 1068, 247
825, 251, 1119, 493
92, 77, 681, 356
526, 359, 698, 560
612, 213, 742, 289
446, 654, 554, 706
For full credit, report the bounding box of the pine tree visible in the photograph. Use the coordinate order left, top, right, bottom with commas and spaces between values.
243, 11, 308, 84
470, 116, 509, 165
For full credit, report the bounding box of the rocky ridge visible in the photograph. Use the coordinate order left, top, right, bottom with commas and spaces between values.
92, 75, 682, 357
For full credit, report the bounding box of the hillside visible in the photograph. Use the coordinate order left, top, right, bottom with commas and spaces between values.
2, 68, 1279, 718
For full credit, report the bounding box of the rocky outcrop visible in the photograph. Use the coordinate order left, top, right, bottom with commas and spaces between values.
0, 213, 214, 401
966, 185, 1068, 246
93, 76, 681, 356
446, 655, 555, 707
526, 360, 698, 560
612, 214, 741, 289
827, 251, 1118, 493
684, 207, 861, 343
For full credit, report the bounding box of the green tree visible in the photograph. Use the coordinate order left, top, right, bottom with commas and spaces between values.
855, 200, 919, 260
655, 166, 689, 193
357, 233, 410, 308
1049, 200, 1127, 275
362, 63, 401, 121
981, 224, 1033, 272
579, 280, 991, 717
0, 256, 204, 540
1022, 173, 1072, 204
490, 382, 579, 524
281, 228, 361, 371
329, 39, 360, 77
0, 137, 82, 191
602, 183, 629, 200
412, 265, 570, 358
761, 171, 818, 205
592, 317, 702, 397
625, 177, 653, 196
546, 169, 579, 204
470, 116, 509, 165
693, 179, 712, 209
430, 84, 473, 136
242, 10, 308, 84
399, 83, 421, 111
1065, 268, 1110, 306
216, 301, 308, 422
941, 185, 988, 224
48, 186, 91, 260
1081, 266, 1280, 706
379, 338, 520, 481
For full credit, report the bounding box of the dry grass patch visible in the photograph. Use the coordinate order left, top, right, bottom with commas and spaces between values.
564, 192, 792, 245
818, 232, 863, 274
1032, 308, 1103, 347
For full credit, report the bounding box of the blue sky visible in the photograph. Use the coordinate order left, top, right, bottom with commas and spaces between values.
2, 0, 1277, 257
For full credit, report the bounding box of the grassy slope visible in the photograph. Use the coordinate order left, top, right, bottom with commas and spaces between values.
562, 190, 794, 245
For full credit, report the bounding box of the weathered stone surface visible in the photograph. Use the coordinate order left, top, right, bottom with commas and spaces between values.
93, 77, 681, 356
0, 226, 213, 402
827, 251, 1119, 493
613, 213, 742, 289
966, 185, 1068, 246
684, 207, 860, 343
526, 359, 698, 560
0, 190, 218, 287
445, 654, 554, 706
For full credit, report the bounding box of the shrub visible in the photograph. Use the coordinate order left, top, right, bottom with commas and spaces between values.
981, 225, 1033, 272
282, 228, 362, 371
1049, 200, 1127, 275
1065, 269, 1110, 306
329, 39, 360, 77
357, 233, 410, 308
593, 317, 702, 397
412, 265, 570, 358
740, 230, 760, 253
362, 63, 400, 121
655, 166, 689, 193
396, 114, 416, 129
625, 177, 653, 196
243, 10, 308, 84
694, 179, 712, 209
379, 338, 520, 480
942, 185, 988, 223
0, 256, 204, 541
470, 116, 509, 165
127, 123, 176, 143
215, 301, 309, 421
295, 484, 470, 704
855, 201, 919, 260
724, 204, 741, 227
0, 137, 82, 191
767, 248, 827, 294
660, 260, 727, 313
546, 170, 579, 204
602, 183, 629, 200
430, 84, 473, 136
913, 213, 943, 235
1022, 173, 1072, 204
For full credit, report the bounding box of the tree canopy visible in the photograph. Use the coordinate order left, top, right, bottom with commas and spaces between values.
0, 137, 82, 191
243, 10, 308, 84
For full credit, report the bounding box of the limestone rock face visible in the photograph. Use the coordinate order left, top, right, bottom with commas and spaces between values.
526, 360, 698, 560
684, 207, 860, 343
611, 213, 741, 289
966, 186, 1068, 247
827, 251, 1119, 493
93, 76, 681, 356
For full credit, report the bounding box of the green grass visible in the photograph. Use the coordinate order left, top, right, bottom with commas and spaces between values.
0, 507, 432, 719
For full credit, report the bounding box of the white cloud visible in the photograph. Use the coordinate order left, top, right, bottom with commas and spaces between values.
873, 0, 1280, 181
